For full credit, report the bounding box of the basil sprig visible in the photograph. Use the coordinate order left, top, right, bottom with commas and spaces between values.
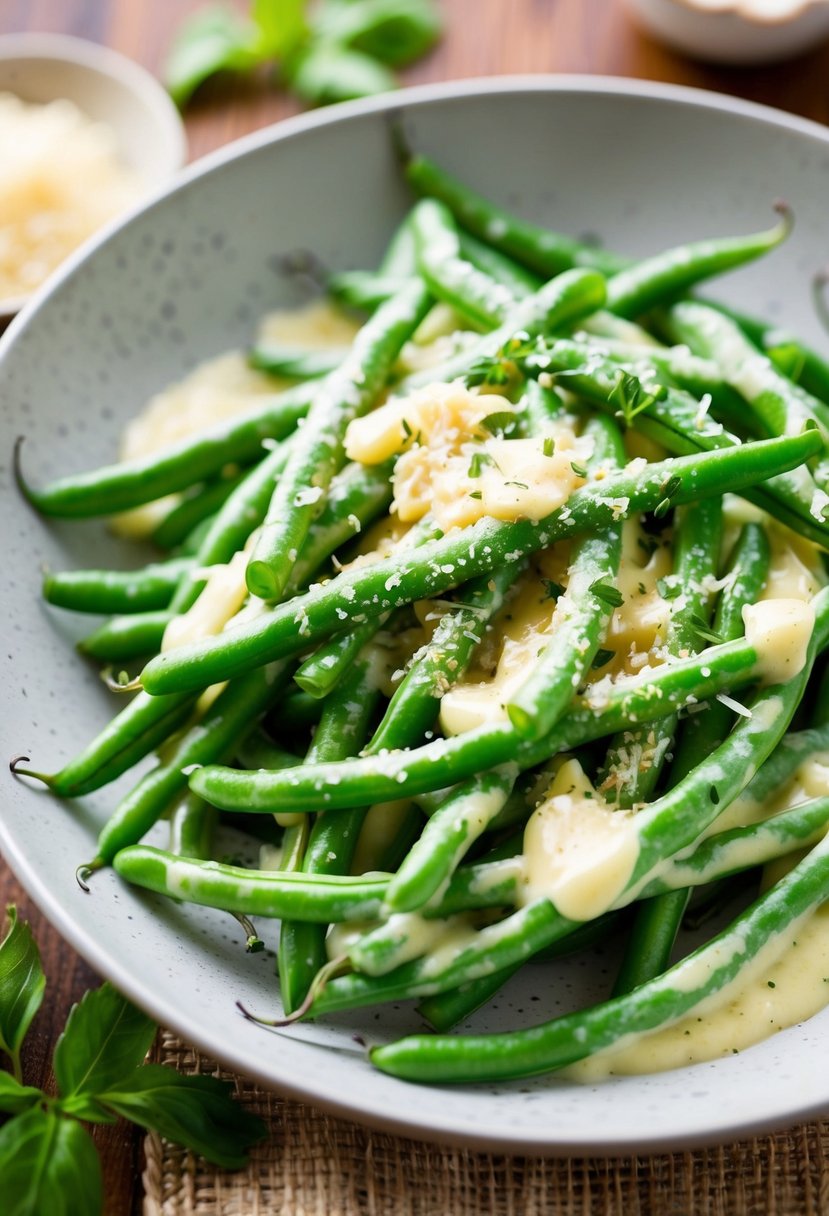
0, 906, 266, 1215
166, 0, 442, 109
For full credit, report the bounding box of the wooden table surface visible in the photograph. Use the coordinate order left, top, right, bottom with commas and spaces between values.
3, 1, 829, 1211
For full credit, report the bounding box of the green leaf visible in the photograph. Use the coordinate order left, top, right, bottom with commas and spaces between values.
478, 411, 519, 438
98, 1065, 266, 1169
589, 579, 624, 609
0, 1073, 43, 1116
164, 6, 264, 107
53, 982, 156, 1100
0, 907, 45, 1081
0, 1106, 102, 1216
289, 43, 397, 105
315, 0, 442, 67
253, 0, 308, 59
608, 369, 667, 428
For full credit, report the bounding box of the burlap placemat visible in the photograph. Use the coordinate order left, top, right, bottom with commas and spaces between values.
142, 1031, 829, 1215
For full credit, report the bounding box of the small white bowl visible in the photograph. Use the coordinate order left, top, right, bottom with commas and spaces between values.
0, 33, 186, 320
624, 0, 829, 63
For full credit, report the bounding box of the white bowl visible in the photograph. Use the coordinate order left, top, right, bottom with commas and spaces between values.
624, 0, 829, 62
2, 78, 829, 1154
0, 33, 186, 319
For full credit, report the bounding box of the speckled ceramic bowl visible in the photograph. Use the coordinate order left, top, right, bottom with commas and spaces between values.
2, 78, 829, 1154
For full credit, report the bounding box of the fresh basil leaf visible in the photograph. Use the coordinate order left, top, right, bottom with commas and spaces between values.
0, 908, 45, 1077
289, 43, 397, 104
0, 1073, 43, 1116
98, 1065, 266, 1169
316, 0, 441, 67
165, 6, 264, 107
253, 0, 308, 59
53, 1093, 118, 1125
0, 1106, 102, 1216
53, 983, 155, 1100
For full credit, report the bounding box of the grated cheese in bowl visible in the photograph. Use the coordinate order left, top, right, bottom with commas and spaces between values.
0, 92, 144, 304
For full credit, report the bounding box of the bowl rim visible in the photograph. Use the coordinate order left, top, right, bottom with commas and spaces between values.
3, 74, 829, 1153
0, 31, 186, 320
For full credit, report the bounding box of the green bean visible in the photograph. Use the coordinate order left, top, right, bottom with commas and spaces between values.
114, 846, 390, 921
381, 767, 517, 916
327, 271, 408, 312
458, 231, 542, 298
370, 831, 829, 1083
401, 266, 606, 391
668, 522, 772, 788
603, 205, 791, 320
14, 386, 310, 518
169, 792, 217, 860
78, 610, 172, 663
531, 339, 829, 548
141, 431, 821, 698
151, 470, 249, 551
277, 656, 381, 1013
412, 198, 517, 329
246, 281, 431, 601
601, 495, 724, 808
506, 416, 625, 739
639, 795, 829, 897
366, 559, 524, 754
248, 344, 347, 379
715, 303, 829, 405
190, 580, 829, 816
79, 661, 291, 881
308, 634, 821, 1019
666, 300, 829, 440
293, 619, 383, 699
43, 557, 192, 615
404, 151, 624, 277
610, 519, 769, 995
293, 516, 438, 699
10, 689, 197, 798
729, 721, 829, 812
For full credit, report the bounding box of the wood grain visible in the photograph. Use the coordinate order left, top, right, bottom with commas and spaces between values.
3, 2, 829, 1212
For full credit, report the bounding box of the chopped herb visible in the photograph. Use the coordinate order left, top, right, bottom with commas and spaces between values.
464, 334, 538, 388
401, 417, 413, 439
570, 461, 588, 478
468, 451, 493, 478
480, 411, 519, 437
543, 437, 556, 457
637, 581, 647, 596
589, 579, 624, 609
469, 490, 482, 500
653, 497, 673, 520
767, 980, 776, 989
542, 579, 565, 601
710, 784, 720, 804
608, 369, 668, 427
592, 648, 616, 670
657, 577, 682, 600
504, 479, 529, 490
689, 613, 725, 645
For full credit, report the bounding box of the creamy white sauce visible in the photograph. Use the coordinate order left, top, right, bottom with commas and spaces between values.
567, 905, 829, 1080
742, 598, 814, 685
520, 760, 640, 922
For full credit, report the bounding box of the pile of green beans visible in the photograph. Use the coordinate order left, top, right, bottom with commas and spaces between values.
14, 140, 829, 1089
